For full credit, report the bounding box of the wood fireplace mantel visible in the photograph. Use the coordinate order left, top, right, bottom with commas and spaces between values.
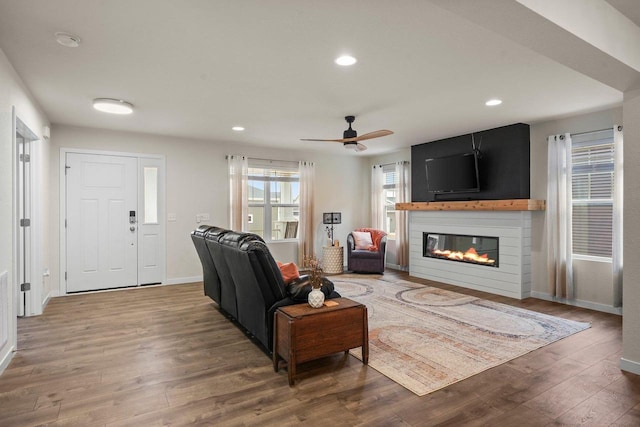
395, 199, 545, 211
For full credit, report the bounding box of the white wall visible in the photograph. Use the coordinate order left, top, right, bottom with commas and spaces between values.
0, 48, 49, 372
49, 124, 368, 292
529, 107, 623, 311
622, 88, 640, 374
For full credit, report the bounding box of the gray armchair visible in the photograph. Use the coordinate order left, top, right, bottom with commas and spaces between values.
347, 231, 387, 273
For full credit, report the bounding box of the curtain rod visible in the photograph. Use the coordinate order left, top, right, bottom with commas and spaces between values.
374, 160, 410, 168
225, 155, 302, 163
571, 125, 622, 137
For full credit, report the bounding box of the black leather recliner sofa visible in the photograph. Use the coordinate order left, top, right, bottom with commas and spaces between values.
191, 225, 340, 353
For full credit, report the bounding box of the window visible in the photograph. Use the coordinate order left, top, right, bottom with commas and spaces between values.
383, 164, 397, 238
143, 166, 158, 224
571, 129, 614, 259
247, 159, 299, 241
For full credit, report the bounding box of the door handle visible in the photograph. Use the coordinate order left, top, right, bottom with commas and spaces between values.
130, 226, 136, 232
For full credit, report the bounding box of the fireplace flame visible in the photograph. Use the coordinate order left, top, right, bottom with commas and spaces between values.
432, 247, 496, 265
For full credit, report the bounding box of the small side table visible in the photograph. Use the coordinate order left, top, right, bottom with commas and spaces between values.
322, 245, 344, 274
273, 298, 369, 386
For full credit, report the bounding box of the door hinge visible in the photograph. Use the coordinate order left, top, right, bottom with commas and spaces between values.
20, 283, 31, 291
20, 218, 31, 227
65, 165, 70, 175
65, 219, 67, 228
19, 154, 30, 162
65, 272, 67, 281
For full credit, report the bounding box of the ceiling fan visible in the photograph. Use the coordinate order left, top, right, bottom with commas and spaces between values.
301, 115, 394, 152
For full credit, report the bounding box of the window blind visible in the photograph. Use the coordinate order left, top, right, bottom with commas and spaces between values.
571, 129, 614, 258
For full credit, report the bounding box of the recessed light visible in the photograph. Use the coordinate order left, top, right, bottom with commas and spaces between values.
485, 99, 502, 106
232, 126, 245, 131
335, 55, 357, 66
55, 32, 81, 48
92, 98, 134, 115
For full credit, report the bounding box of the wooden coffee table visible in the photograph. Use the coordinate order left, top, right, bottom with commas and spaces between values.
273, 297, 368, 385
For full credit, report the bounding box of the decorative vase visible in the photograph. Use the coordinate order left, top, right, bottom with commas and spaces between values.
308, 287, 325, 308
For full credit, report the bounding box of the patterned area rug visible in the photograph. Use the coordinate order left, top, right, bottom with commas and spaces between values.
332, 275, 590, 396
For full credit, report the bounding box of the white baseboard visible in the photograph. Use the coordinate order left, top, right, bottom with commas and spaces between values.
530, 291, 622, 315
42, 289, 60, 306
386, 263, 409, 272
164, 276, 203, 285
620, 358, 640, 375
0, 345, 15, 376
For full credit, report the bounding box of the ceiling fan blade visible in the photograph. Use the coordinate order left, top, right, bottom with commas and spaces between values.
343, 129, 394, 142
300, 138, 345, 142
355, 143, 368, 152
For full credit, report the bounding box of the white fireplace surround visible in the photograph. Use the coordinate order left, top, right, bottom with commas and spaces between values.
410, 210, 532, 299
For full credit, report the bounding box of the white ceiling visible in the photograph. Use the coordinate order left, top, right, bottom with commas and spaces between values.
0, 0, 628, 155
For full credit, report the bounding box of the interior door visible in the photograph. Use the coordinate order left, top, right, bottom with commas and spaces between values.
66, 153, 138, 292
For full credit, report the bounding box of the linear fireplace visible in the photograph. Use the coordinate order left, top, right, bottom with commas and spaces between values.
408, 210, 532, 299
423, 232, 499, 267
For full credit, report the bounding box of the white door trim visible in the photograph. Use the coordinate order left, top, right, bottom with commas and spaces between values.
13, 111, 41, 317
59, 148, 165, 295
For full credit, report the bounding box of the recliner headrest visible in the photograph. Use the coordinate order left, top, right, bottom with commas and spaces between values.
240, 239, 270, 254
204, 226, 230, 242
192, 225, 214, 238
220, 231, 264, 248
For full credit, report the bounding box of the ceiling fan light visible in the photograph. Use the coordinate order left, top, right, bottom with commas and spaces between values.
344, 142, 358, 150
92, 98, 134, 115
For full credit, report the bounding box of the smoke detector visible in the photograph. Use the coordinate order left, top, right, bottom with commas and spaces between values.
55, 32, 81, 48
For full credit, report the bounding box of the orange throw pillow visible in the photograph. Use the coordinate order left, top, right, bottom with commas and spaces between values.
277, 261, 300, 284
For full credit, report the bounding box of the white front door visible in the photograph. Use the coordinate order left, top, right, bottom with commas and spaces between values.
66, 153, 138, 292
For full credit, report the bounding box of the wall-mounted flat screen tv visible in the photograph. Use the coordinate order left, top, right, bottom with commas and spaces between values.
425, 152, 480, 193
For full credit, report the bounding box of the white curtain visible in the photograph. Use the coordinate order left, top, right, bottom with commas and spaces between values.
298, 161, 315, 265
395, 161, 410, 268
612, 125, 624, 307
546, 133, 574, 299
228, 155, 248, 231
371, 165, 385, 230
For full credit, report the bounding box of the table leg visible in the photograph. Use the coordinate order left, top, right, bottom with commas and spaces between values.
273, 313, 279, 372
362, 306, 369, 365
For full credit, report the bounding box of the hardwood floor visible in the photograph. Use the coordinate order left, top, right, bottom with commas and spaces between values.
0, 271, 637, 426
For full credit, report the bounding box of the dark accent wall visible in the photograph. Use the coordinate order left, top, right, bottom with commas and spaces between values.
411, 123, 530, 202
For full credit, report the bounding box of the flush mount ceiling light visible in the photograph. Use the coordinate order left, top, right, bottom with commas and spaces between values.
485, 99, 503, 106
232, 126, 245, 131
335, 55, 357, 66
92, 98, 134, 115
54, 32, 81, 48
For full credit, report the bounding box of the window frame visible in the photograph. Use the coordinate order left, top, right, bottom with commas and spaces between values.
382, 164, 397, 240
570, 129, 614, 261
247, 160, 300, 242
